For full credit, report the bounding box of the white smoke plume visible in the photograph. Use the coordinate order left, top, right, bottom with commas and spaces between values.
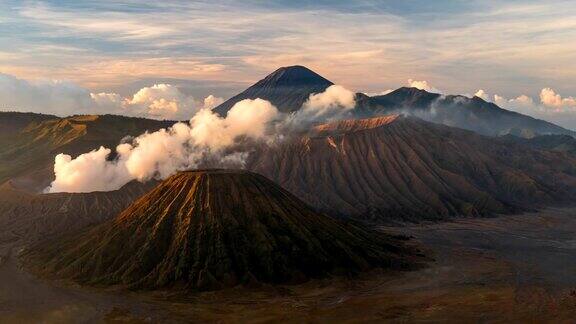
47, 86, 355, 193
280, 85, 356, 131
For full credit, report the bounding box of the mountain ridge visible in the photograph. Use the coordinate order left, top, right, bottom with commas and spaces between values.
212, 65, 574, 137
357, 87, 575, 137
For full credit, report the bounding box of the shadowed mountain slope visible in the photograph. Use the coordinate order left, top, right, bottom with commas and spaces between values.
0, 180, 155, 244
501, 134, 576, 157
213, 65, 333, 115
356, 87, 575, 137
24, 170, 419, 291
247, 115, 576, 222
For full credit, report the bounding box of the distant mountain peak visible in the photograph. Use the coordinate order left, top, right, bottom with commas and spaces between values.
395, 86, 434, 94
263, 65, 330, 82
213, 66, 333, 115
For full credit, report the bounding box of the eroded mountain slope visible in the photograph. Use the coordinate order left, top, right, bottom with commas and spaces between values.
247, 115, 576, 222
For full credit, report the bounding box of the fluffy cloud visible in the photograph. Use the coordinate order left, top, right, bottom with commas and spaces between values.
474, 87, 576, 113
47, 98, 279, 193
471, 87, 576, 129
494, 94, 534, 109
202, 95, 225, 110
474, 89, 535, 109
408, 79, 441, 93
281, 85, 356, 131
49, 146, 132, 193
47, 85, 356, 193
0, 72, 223, 120
124, 84, 198, 119
474, 89, 489, 101
539, 88, 576, 110
189, 98, 279, 150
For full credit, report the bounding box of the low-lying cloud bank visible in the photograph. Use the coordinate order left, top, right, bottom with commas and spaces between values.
473, 87, 576, 128
0, 72, 223, 120
46, 85, 356, 193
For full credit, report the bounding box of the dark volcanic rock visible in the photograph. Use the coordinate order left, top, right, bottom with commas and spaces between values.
213, 65, 333, 115
24, 170, 419, 290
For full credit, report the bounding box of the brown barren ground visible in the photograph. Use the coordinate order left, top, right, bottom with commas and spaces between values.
3, 209, 576, 322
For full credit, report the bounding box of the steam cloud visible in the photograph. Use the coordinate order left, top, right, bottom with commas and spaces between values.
281, 85, 356, 130
47, 85, 355, 193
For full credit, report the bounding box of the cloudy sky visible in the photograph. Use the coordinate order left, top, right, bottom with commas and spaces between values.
1, 0, 576, 127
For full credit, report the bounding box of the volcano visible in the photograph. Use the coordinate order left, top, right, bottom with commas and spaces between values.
24, 170, 418, 291
247, 115, 576, 222
213, 65, 333, 115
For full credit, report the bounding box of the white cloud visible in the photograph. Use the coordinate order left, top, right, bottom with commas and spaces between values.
540, 88, 576, 110
478, 87, 576, 115
49, 146, 132, 193
474, 89, 489, 101
47, 98, 280, 193
125, 84, 198, 119
202, 95, 225, 110
189, 98, 279, 150
281, 85, 356, 131
471, 87, 576, 129
473, 89, 534, 110
46, 85, 357, 193
493, 94, 534, 109
408, 79, 441, 93
0, 72, 220, 120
